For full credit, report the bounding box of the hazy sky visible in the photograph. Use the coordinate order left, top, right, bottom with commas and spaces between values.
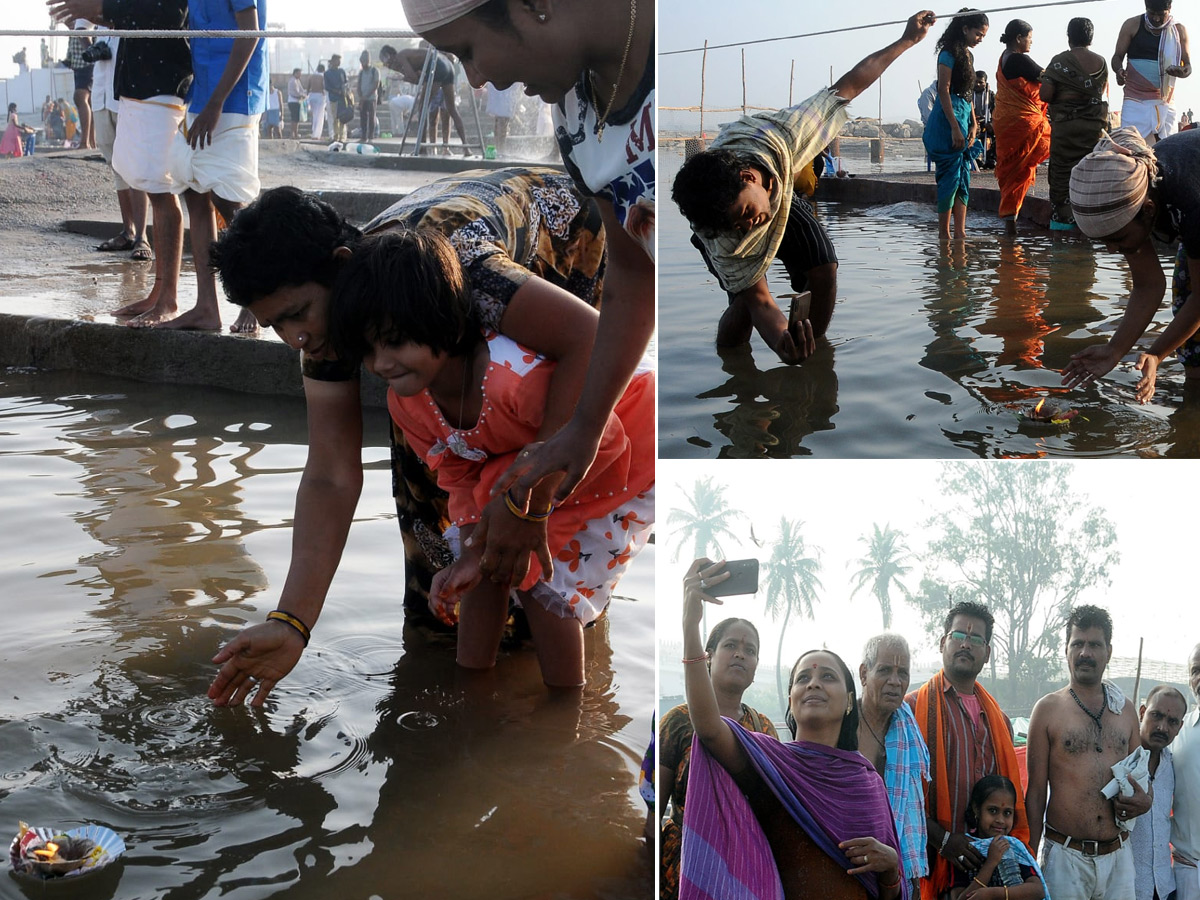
659, 0, 1200, 127
656, 459, 1198, 683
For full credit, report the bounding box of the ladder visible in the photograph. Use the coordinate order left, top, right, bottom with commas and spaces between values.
397, 49, 487, 158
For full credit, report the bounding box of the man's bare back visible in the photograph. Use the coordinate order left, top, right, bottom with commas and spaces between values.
1035, 686, 1137, 841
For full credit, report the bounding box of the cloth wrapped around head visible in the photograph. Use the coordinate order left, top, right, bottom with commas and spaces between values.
1069, 126, 1159, 238
402, 0, 489, 31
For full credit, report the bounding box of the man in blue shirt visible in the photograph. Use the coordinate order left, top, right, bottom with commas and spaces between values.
47, 0, 266, 333
169, 0, 268, 333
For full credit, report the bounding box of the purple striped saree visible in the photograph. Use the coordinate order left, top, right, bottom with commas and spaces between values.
681, 718, 908, 900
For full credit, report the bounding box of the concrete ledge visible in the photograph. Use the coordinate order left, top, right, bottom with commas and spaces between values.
0, 312, 387, 406
815, 174, 1051, 227
303, 144, 565, 175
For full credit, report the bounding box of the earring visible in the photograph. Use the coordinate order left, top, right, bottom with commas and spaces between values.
537, 13, 547, 21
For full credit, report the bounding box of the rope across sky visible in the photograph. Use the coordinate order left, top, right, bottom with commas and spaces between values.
661, 0, 1117, 56
0, 28, 418, 39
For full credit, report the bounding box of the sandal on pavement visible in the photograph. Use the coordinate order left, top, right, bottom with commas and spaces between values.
129, 239, 154, 262
96, 233, 136, 252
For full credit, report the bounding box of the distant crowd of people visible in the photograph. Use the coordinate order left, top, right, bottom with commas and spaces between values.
921, 0, 1191, 237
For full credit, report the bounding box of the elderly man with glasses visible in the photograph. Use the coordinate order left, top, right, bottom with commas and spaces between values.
906, 601, 1030, 900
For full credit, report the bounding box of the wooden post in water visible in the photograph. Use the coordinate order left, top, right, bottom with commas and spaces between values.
872, 75, 885, 163
741, 49, 747, 116
1132, 637, 1144, 706
700, 40, 708, 137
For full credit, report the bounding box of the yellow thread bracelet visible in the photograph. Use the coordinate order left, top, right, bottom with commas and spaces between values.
503, 490, 552, 522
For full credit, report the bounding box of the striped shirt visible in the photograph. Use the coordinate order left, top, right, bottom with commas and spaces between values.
906, 679, 1008, 835
886, 701, 931, 880
692, 87, 849, 294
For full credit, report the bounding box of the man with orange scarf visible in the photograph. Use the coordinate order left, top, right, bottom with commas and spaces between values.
907, 601, 1029, 900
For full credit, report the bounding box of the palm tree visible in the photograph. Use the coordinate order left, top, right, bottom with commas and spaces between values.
849, 523, 912, 630
666, 476, 744, 563
761, 516, 823, 720
667, 477, 745, 634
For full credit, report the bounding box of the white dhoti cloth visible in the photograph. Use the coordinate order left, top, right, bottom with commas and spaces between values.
308, 92, 327, 139
112, 95, 188, 194
167, 111, 261, 203
1121, 96, 1178, 140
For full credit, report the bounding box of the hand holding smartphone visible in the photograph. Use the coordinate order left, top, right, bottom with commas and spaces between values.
707, 558, 760, 597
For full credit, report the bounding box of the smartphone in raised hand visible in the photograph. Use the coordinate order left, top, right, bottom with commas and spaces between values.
708, 559, 760, 597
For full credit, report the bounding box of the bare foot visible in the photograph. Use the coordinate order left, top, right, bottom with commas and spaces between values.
229, 307, 260, 334
127, 304, 180, 328
113, 292, 162, 317
154, 306, 221, 331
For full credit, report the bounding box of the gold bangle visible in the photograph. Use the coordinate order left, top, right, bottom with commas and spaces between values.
267, 609, 311, 646
681, 652, 710, 664
974, 877, 988, 889
503, 490, 552, 522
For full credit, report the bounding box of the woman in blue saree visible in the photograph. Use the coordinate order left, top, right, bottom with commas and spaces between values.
924, 10, 990, 239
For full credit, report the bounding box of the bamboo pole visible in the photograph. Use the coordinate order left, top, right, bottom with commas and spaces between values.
700, 40, 708, 136
789, 59, 795, 106
742, 49, 747, 116
1132, 637, 1144, 706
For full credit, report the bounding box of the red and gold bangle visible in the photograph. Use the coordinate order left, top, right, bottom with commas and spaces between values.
267, 609, 311, 646
880, 873, 902, 891
681, 652, 710, 664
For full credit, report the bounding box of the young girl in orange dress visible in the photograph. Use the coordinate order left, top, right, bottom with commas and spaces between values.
329, 229, 654, 688
993, 19, 1051, 232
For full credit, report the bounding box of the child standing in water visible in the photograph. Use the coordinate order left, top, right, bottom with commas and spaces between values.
950, 775, 1046, 900
329, 230, 655, 689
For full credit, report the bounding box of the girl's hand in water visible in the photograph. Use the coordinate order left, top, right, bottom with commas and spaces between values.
1134, 352, 1160, 404
682, 559, 731, 634
430, 555, 482, 625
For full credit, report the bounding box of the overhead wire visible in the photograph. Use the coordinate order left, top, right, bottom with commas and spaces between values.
661, 0, 1117, 56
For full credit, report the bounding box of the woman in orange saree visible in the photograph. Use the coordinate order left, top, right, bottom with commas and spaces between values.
993, 20, 1051, 232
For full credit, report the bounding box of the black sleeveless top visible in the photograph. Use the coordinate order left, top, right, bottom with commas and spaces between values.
1129, 18, 1162, 62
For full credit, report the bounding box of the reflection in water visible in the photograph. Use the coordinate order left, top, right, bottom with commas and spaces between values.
0, 370, 651, 900
699, 343, 839, 457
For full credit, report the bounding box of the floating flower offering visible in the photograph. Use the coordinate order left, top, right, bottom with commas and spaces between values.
8, 821, 125, 880
1023, 398, 1081, 426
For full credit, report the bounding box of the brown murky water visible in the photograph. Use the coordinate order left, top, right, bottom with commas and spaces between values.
0, 368, 654, 900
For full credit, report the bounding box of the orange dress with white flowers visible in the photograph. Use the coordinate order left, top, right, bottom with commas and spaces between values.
389, 333, 655, 623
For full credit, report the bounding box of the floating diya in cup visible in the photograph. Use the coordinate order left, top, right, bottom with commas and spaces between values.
9, 821, 125, 880
1023, 398, 1081, 426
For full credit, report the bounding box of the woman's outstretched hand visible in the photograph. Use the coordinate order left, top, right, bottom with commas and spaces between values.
682, 558, 732, 633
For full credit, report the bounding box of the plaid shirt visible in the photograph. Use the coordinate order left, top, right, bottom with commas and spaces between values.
886, 701, 931, 880
692, 87, 849, 294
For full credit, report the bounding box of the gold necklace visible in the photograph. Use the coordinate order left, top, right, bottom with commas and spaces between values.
591, 0, 637, 143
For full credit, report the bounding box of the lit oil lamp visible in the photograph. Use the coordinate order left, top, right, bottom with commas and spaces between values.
1024, 398, 1080, 426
